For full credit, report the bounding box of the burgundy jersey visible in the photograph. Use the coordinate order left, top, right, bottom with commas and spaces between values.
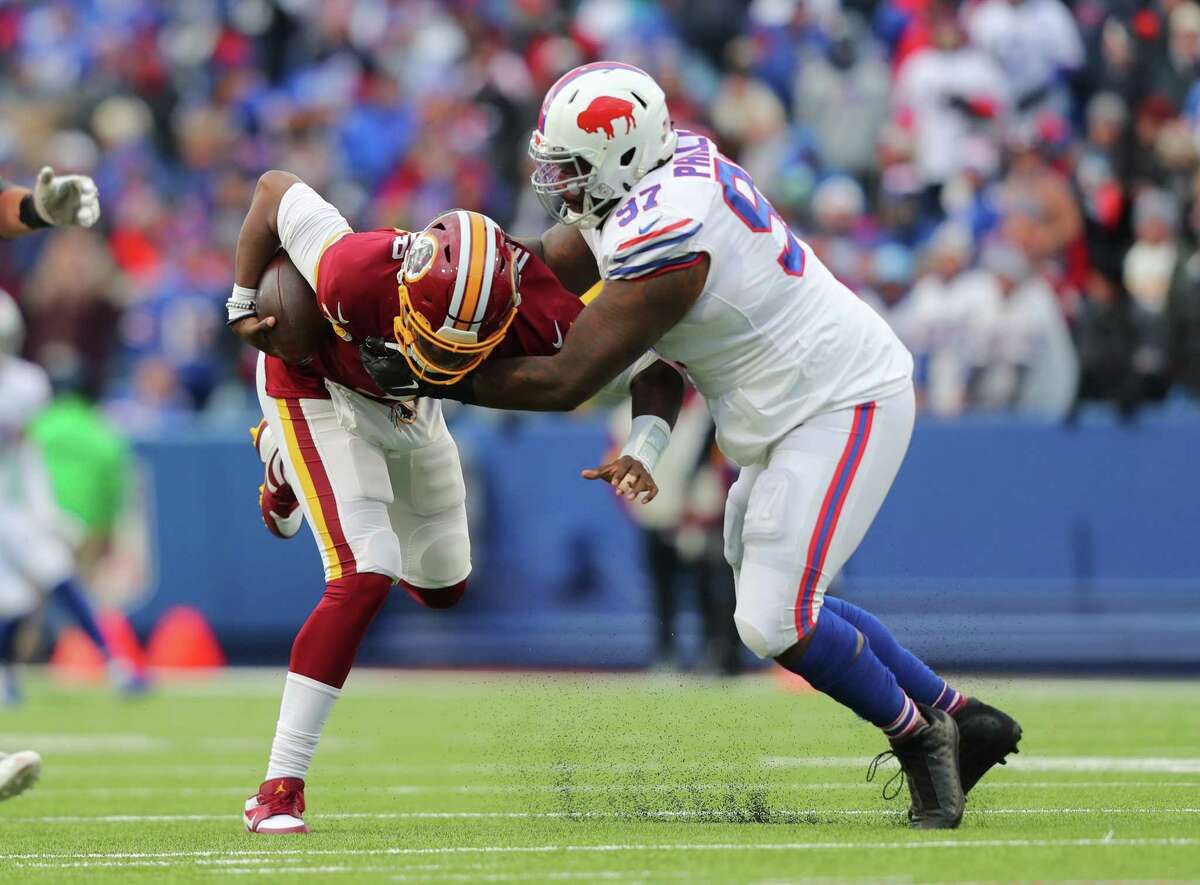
263, 229, 584, 400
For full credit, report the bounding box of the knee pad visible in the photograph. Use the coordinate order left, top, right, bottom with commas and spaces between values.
733, 611, 773, 659
400, 579, 467, 610
403, 522, 470, 588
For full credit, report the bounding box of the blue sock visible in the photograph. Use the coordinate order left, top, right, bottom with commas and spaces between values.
1, 619, 23, 705
794, 608, 922, 740
52, 578, 112, 659
823, 597, 965, 714
0, 618, 20, 663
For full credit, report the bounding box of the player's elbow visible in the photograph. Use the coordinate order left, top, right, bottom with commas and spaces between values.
253, 170, 300, 226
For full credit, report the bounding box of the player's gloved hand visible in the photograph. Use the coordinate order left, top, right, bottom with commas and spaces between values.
581, 454, 659, 503
359, 336, 420, 397
32, 166, 101, 228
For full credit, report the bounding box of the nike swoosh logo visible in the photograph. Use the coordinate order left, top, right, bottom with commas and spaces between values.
393, 380, 418, 391
637, 220, 656, 234
552, 321, 564, 349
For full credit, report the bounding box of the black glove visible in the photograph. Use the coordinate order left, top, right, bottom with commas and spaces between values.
359, 336, 479, 403
359, 336, 420, 397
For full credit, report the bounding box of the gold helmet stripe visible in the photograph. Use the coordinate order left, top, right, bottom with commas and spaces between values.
453, 211, 489, 332
471, 214, 499, 331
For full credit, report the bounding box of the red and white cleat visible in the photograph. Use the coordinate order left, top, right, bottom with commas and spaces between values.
251, 419, 302, 539
0, 750, 41, 801
244, 776, 309, 834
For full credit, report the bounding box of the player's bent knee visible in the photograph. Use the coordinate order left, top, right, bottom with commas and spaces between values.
404, 522, 470, 588
400, 579, 467, 610
733, 612, 775, 659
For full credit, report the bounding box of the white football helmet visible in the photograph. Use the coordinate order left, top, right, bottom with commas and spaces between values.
529, 62, 677, 228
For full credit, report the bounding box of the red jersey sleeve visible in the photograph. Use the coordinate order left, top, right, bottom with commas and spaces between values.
315, 229, 413, 343
489, 240, 585, 360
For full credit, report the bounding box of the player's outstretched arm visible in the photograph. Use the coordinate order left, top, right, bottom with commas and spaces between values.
0, 168, 100, 239
431, 256, 708, 412
515, 224, 600, 296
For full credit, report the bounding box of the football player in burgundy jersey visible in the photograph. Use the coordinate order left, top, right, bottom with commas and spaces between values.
228, 170, 683, 834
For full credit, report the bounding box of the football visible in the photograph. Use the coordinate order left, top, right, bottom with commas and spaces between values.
255, 252, 329, 364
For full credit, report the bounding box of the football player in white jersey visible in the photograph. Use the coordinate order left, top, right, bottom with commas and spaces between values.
0, 165, 100, 801
417, 63, 1022, 828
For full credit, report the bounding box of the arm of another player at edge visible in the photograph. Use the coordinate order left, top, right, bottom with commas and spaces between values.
514, 224, 600, 296
469, 255, 709, 412
0, 179, 34, 239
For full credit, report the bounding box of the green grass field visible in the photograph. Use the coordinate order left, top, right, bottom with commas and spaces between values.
0, 670, 1197, 883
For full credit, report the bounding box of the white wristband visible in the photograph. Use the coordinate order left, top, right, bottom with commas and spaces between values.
620, 414, 671, 475
226, 284, 258, 325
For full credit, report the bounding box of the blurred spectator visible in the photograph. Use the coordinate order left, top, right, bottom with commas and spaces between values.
711, 38, 789, 185
966, 241, 1079, 416
0, 0, 1196, 425
1123, 188, 1180, 399
966, 0, 1084, 121
861, 242, 918, 338
795, 15, 890, 178
1075, 93, 1133, 286
903, 223, 989, 415
892, 3, 1008, 211
1167, 172, 1200, 397
808, 175, 876, 287
999, 123, 1084, 274
1152, 2, 1200, 111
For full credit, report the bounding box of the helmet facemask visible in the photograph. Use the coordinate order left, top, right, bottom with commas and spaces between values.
393, 216, 520, 387
529, 141, 620, 229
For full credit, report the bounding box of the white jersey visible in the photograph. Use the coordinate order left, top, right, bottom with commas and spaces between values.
581, 131, 912, 466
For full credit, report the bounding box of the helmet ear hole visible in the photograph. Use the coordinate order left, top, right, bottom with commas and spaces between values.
443, 245, 453, 263
620, 147, 635, 166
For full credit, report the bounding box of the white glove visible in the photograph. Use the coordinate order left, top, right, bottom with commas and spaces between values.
32, 165, 100, 228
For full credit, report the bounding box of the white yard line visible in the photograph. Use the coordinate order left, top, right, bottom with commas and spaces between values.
38, 755, 1200, 775
5, 837, 1198, 866
7, 808, 1199, 824
24, 780, 1200, 797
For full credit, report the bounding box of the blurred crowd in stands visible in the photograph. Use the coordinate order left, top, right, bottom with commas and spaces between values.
2, 0, 1200, 427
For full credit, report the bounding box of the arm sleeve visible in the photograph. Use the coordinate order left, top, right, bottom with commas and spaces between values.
276, 182, 353, 290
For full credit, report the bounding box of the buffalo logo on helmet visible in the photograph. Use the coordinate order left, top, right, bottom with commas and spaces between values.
576, 96, 636, 140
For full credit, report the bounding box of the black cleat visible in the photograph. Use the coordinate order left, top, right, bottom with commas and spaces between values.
953, 698, 1022, 795
880, 704, 964, 829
